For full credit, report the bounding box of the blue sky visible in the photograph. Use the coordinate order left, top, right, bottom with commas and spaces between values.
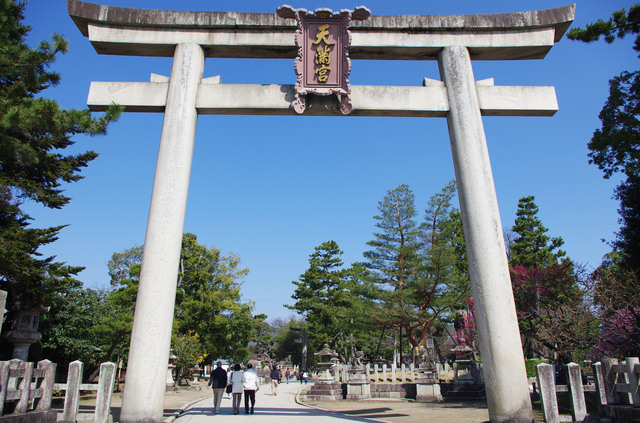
22, 0, 638, 320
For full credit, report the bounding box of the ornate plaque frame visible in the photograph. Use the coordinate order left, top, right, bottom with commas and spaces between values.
277, 5, 370, 115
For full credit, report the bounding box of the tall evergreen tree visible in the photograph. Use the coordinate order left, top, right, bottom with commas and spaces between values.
0, 0, 120, 356
509, 196, 567, 268
288, 240, 369, 360
364, 183, 469, 350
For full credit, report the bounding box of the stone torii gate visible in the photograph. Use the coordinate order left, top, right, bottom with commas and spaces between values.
68, 1, 574, 422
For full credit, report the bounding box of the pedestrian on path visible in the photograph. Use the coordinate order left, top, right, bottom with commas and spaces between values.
270, 365, 280, 395
230, 363, 244, 415
207, 360, 227, 414
242, 363, 260, 414
285, 368, 291, 384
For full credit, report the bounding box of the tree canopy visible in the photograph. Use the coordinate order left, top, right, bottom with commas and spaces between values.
0, 0, 120, 356
568, 5, 640, 274
363, 182, 470, 351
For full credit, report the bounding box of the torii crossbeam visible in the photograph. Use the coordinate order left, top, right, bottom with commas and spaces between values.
68, 1, 575, 422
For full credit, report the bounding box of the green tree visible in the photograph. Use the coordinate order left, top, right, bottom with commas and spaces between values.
288, 241, 373, 361
37, 287, 109, 367
0, 0, 120, 349
364, 183, 469, 352
507, 196, 592, 360
568, 6, 640, 274
174, 233, 262, 363
509, 196, 567, 268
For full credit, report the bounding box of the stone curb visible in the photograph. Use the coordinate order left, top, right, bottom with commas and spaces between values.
295, 383, 390, 423
163, 394, 213, 423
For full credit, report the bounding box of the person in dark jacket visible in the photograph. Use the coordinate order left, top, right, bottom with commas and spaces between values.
208, 361, 228, 414
269, 365, 281, 396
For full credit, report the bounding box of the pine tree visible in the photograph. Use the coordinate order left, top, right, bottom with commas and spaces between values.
509, 196, 567, 268
364, 183, 469, 351
0, 0, 120, 356
288, 241, 351, 357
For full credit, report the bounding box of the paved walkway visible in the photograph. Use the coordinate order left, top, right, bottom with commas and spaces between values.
173, 382, 491, 423
174, 382, 384, 422
74, 380, 490, 422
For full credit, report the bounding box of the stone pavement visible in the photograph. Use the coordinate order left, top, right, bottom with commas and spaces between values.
172, 381, 491, 423
74, 380, 491, 422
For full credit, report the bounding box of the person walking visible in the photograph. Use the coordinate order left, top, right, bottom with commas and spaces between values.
230, 364, 244, 415
270, 365, 280, 395
207, 361, 228, 414
242, 363, 260, 414
285, 368, 291, 384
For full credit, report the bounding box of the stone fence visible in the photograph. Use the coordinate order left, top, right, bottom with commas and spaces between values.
0, 359, 116, 423
536, 357, 640, 423
307, 362, 483, 403
329, 361, 482, 384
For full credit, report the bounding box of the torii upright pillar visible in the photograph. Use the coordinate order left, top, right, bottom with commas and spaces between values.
439, 45, 532, 422
120, 42, 204, 422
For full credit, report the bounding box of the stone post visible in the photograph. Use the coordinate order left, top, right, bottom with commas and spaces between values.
401, 364, 406, 383
566, 363, 586, 422
63, 361, 83, 423
592, 362, 608, 405
536, 363, 559, 423
382, 364, 388, 382
374, 364, 379, 382
95, 362, 117, 423
120, 42, 204, 423
0, 291, 5, 337
438, 45, 533, 423
602, 358, 620, 405
625, 357, 640, 406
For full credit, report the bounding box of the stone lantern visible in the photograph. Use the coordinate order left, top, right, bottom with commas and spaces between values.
4, 306, 48, 361
315, 344, 338, 382
166, 350, 177, 392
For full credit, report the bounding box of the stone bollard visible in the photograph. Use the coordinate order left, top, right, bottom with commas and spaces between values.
401, 364, 406, 383
410, 363, 415, 383
382, 364, 388, 382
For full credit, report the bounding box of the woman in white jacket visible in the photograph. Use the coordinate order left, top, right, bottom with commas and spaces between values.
229, 363, 244, 415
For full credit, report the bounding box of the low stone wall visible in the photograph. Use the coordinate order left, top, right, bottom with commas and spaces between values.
369, 383, 416, 399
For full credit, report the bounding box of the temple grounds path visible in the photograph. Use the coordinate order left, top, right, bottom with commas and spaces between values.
170, 381, 491, 423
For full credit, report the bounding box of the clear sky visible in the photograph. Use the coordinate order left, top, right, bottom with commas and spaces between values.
21, 0, 638, 321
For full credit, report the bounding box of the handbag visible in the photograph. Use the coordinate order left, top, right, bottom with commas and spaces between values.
226, 371, 233, 393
